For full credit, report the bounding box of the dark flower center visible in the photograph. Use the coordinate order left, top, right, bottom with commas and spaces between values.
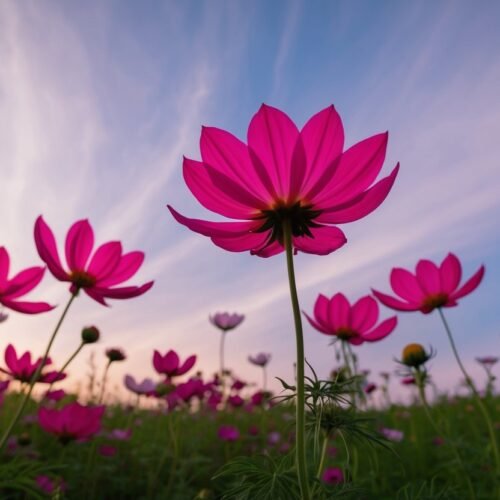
422, 293, 448, 311
70, 270, 97, 289
255, 201, 322, 244
335, 328, 357, 341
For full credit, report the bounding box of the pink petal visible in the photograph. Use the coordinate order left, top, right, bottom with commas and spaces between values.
329, 293, 350, 330
293, 225, 347, 256
4, 267, 45, 299
0, 247, 10, 287
83, 289, 109, 306
0, 299, 55, 314
93, 281, 154, 299
348, 336, 364, 346
312, 132, 389, 206
211, 230, 270, 253
168, 205, 258, 237
177, 355, 196, 376
98, 252, 145, 287
65, 219, 94, 272
34, 216, 68, 281
200, 126, 273, 202
247, 104, 302, 200
5, 344, 18, 372
439, 253, 462, 294
300, 106, 344, 194
449, 265, 485, 301
416, 260, 442, 295
251, 240, 284, 258
362, 316, 397, 342
87, 242, 122, 280
317, 164, 399, 223
313, 294, 330, 329
390, 268, 426, 302
183, 157, 261, 219
153, 351, 163, 373
163, 350, 180, 373
372, 289, 418, 312
350, 296, 378, 332
303, 311, 331, 335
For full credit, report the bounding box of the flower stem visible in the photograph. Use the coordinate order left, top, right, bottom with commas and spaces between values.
283, 220, 310, 500
263, 366, 267, 392
0, 293, 76, 452
47, 341, 85, 393
98, 360, 112, 405
219, 331, 227, 400
438, 308, 500, 475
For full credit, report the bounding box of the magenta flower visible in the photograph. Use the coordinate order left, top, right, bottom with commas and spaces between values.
322, 467, 344, 485
36, 475, 66, 495
124, 375, 156, 395
372, 253, 484, 314
153, 350, 196, 378
168, 104, 398, 257
1, 345, 66, 384
305, 293, 397, 345
248, 353, 271, 367
218, 425, 240, 442
0, 247, 54, 314
34, 216, 153, 306
98, 444, 117, 457
210, 312, 245, 331
44, 389, 66, 402
227, 394, 245, 408
476, 357, 498, 367
364, 383, 377, 394
38, 402, 104, 443
401, 376, 416, 385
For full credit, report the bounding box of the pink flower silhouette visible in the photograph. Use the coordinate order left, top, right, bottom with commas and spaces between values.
1, 345, 66, 384
322, 467, 344, 485
168, 105, 398, 257
0, 247, 54, 314
34, 216, 153, 306
305, 293, 397, 345
38, 402, 104, 443
153, 350, 196, 378
218, 425, 240, 442
248, 353, 271, 367
124, 375, 156, 395
210, 312, 244, 331
372, 253, 484, 314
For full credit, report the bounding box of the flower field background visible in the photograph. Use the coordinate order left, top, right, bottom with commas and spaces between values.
1, 1, 500, 499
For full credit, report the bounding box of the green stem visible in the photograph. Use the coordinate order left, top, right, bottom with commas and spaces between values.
47, 341, 85, 393
98, 360, 111, 405
263, 366, 267, 392
316, 433, 328, 479
283, 221, 310, 500
438, 308, 500, 475
219, 331, 227, 400
415, 369, 476, 500
0, 293, 76, 452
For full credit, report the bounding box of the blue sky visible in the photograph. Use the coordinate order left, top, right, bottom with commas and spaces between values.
1, 0, 499, 402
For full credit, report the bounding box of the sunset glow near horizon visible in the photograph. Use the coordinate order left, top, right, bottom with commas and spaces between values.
1, 1, 499, 403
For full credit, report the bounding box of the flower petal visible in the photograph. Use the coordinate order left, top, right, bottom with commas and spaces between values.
350, 296, 379, 332
184, 157, 265, 219
83, 289, 109, 306
329, 293, 350, 330
153, 351, 163, 374
34, 216, 68, 281
416, 260, 442, 295
3, 267, 45, 299
5, 344, 18, 373
177, 355, 196, 376
0, 299, 55, 314
94, 281, 154, 300
0, 247, 10, 287
65, 220, 94, 272
317, 164, 399, 223
163, 350, 180, 373
362, 316, 397, 342
372, 289, 418, 312
303, 311, 331, 335
449, 265, 485, 301
98, 252, 145, 287
439, 253, 462, 294
211, 230, 270, 253
87, 242, 122, 280
293, 225, 347, 256
313, 294, 330, 329
390, 268, 425, 303
247, 104, 302, 200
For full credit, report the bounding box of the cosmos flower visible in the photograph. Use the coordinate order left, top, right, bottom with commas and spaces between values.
218, 425, 240, 442
209, 312, 245, 331
380, 427, 404, 442
248, 353, 271, 367
36, 475, 67, 495
476, 357, 498, 367
34, 216, 153, 306
168, 104, 398, 257
38, 402, 104, 443
0, 246, 54, 314
1, 345, 66, 384
124, 375, 156, 395
105, 348, 126, 363
372, 253, 484, 314
322, 467, 344, 485
44, 389, 66, 402
153, 350, 196, 378
305, 293, 397, 345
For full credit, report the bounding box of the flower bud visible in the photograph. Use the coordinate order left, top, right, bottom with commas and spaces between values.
105, 348, 126, 363
81, 326, 100, 344
401, 343, 430, 368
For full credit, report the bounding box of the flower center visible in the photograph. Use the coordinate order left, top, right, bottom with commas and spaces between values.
335, 328, 357, 341
422, 293, 448, 310
255, 201, 322, 244
70, 270, 97, 289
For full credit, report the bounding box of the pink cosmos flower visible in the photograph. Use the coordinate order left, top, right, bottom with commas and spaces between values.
372, 253, 484, 314
99, 444, 117, 457
38, 402, 104, 443
0, 247, 54, 314
1, 345, 66, 384
364, 383, 377, 394
153, 350, 196, 378
305, 293, 397, 345
109, 428, 132, 441
36, 475, 66, 495
44, 389, 66, 402
231, 379, 247, 391
380, 427, 404, 442
124, 375, 156, 395
0, 379, 9, 406
34, 216, 153, 306
401, 376, 416, 385
218, 425, 240, 442
248, 353, 271, 367
227, 394, 245, 408
322, 467, 344, 485
168, 104, 398, 257
476, 357, 498, 367
210, 312, 245, 331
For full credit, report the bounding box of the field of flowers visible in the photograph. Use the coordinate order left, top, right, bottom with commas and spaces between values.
0, 105, 498, 499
